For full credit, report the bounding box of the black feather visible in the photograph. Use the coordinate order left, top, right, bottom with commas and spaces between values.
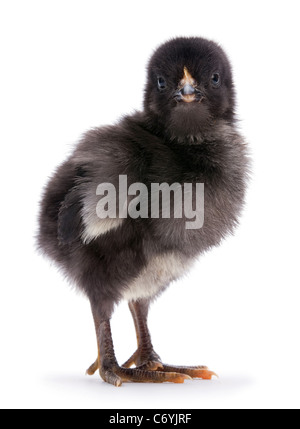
57, 187, 82, 244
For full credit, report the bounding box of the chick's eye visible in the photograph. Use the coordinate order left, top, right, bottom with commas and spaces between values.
157, 77, 166, 91
211, 73, 220, 87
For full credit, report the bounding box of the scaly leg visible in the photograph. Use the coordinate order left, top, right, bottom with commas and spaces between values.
122, 299, 216, 380
122, 299, 163, 370
86, 301, 191, 386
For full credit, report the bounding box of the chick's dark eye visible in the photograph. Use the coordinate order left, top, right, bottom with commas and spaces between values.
157, 77, 166, 91
211, 73, 220, 87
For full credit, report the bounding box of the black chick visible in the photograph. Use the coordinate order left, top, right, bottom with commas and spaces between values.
38, 37, 249, 386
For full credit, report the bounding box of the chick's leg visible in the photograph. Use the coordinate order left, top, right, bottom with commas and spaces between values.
122, 299, 216, 380
86, 301, 190, 386
122, 299, 163, 370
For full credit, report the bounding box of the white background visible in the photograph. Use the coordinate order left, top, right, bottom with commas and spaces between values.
1, 0, 299, 409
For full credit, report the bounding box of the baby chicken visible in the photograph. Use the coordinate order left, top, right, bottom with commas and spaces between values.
38, 37, 249, 386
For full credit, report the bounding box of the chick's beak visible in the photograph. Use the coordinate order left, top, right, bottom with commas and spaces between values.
174, 66, 203, 103
181, 83, 195, 96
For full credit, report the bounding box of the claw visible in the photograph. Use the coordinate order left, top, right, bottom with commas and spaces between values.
160, 364, 217, 380
170, 373, 192, 383
192, 369, 218, 380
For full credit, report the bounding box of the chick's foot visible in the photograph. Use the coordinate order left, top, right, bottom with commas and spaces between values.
86, 359, 190, 386
122, 350, 216, 380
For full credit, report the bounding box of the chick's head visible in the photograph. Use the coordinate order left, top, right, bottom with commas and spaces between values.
144, 37, 235, 141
